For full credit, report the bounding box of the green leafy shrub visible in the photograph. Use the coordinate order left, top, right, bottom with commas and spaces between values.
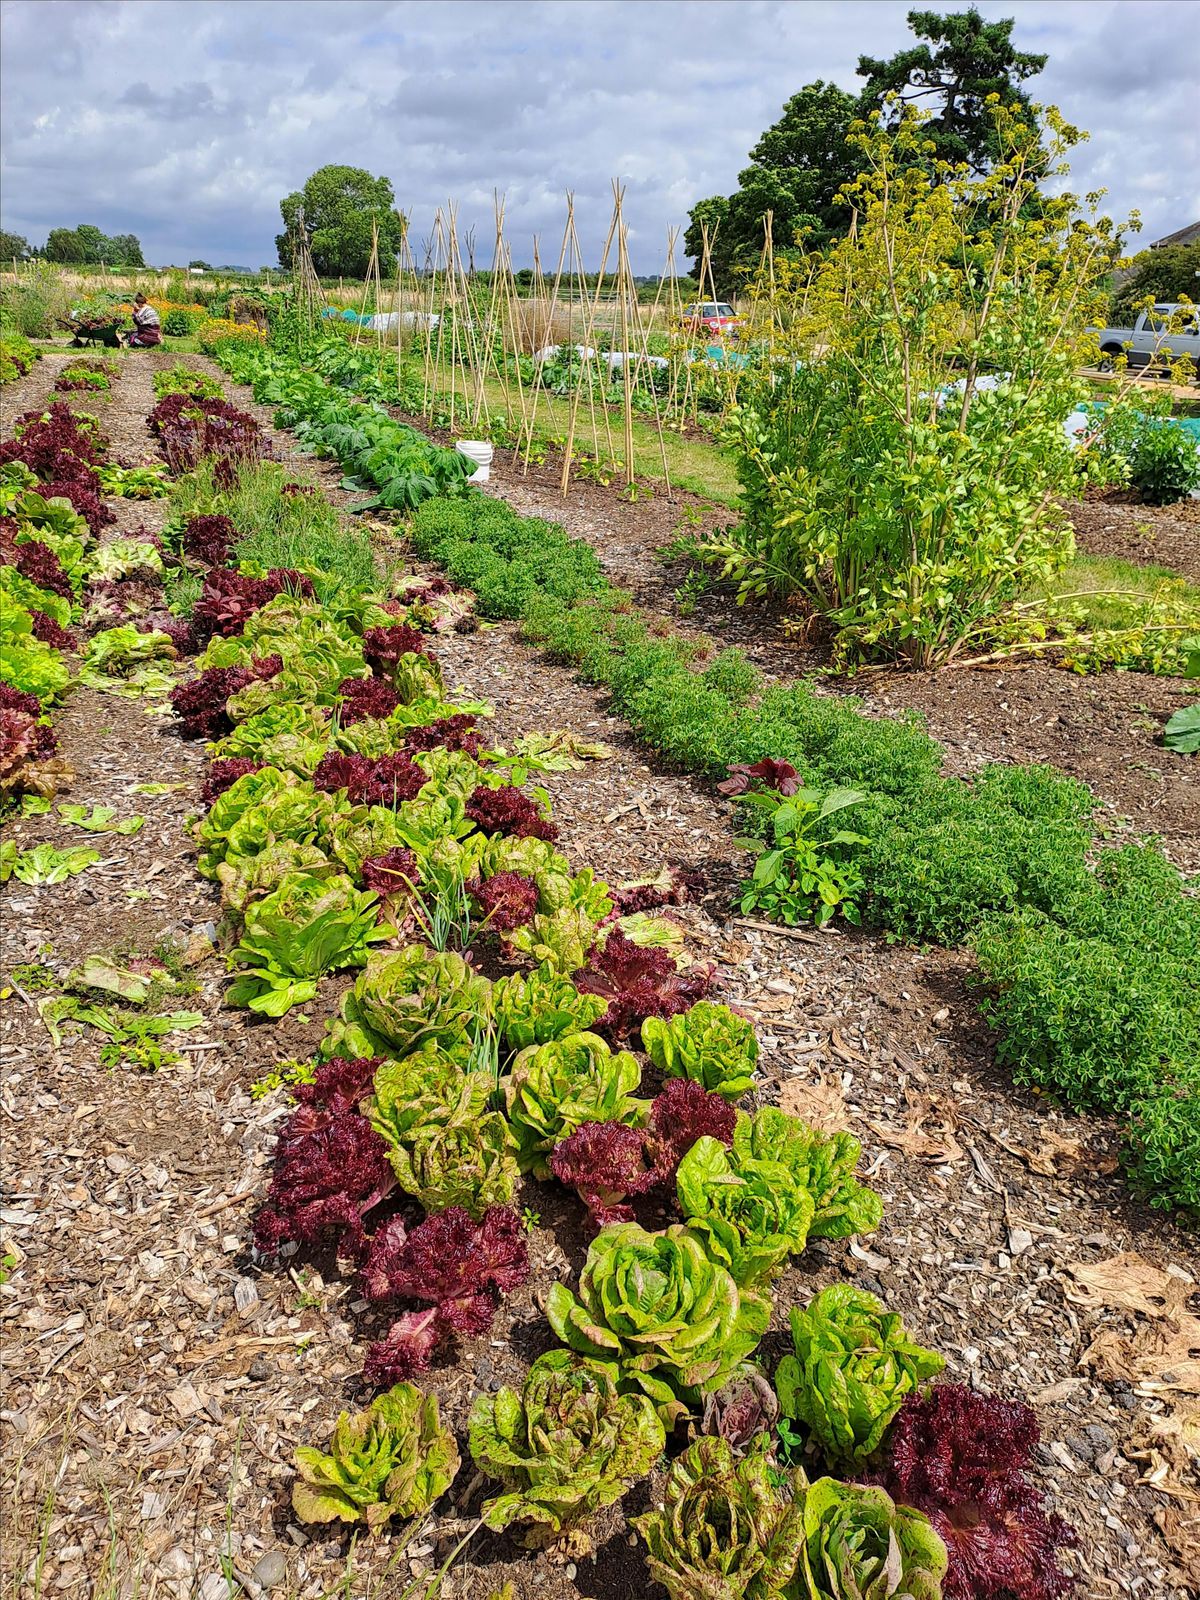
161, 308, 206, 337
1126, 417, 1200, 505
706, 106, 1118, 667
775, 1286, 945, 1464
469, 1350, 665, 1546
545, 1222, 770, 1425
291, 1382, 459, 1532
734, 785, 870, 927
641, 1001, 759, 1098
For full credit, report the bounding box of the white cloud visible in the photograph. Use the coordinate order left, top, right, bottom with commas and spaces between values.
1, 0, 1196, 268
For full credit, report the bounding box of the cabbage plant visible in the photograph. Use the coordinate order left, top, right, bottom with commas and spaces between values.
545, 1222, 770, 1424
292, 1382, 459, 1534
469, 1350, 665, 1546
633, 1435, 806, 1599
676, 1135, 816, 1286
797, 1478, 947, 1599
775, 1285, 944, 1464
642, 1000, 760, 1099
505, 1031, 644, 1177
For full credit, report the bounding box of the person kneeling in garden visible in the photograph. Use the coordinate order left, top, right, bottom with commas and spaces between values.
123, 294, 162, 347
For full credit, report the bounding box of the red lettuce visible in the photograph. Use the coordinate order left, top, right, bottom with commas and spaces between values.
360, 846, 419, 901
294, 1056, 383, 1117
191, 566, 311, 641
200, 757, 264, 807
362, 623, 429, 676
469, 870, 539, 931
0, 402, 100, 481
550, 1080, 736, 1231
0, 684, 42, 719
335, 675, 403, 725
312, 750, 426, 807
610, 867, 703, 915
574, 929, 713, 1039
149, 393, 266, 476
360, 1206, 529, 1382
170, 655, 281, 740
1, 707, 58, 786
550, 1123, 658, 1229
13, 539, 73, 599
645, 1078, 737, 1174
402, 714, 481, 758
29, 610, 77, 651
252, 1103, 394, 1262
465, 784, 557, 841
182, 513, 236, 566
880, 1385, 1078, 1600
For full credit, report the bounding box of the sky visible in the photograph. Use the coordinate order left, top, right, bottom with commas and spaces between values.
1, 0, 1198, 272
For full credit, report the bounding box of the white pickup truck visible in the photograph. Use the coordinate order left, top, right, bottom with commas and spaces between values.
1093, 302, 1200, 377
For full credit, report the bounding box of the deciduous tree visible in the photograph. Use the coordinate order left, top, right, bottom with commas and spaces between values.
276, 166, 406, 278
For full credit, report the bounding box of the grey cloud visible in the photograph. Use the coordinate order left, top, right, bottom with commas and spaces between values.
1, 0, 1197, 270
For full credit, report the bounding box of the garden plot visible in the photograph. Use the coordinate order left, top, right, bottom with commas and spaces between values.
1, 348, 1196, 1600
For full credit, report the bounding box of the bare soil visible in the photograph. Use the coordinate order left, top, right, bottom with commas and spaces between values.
2, 354, 1196, 1600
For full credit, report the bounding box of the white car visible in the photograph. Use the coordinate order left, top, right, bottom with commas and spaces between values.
1093, 303, 1200, 377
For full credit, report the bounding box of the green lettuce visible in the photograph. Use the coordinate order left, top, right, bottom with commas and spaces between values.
195, 768, 330, 877
322, 945, 492, 1061
469, 1350, 665, 1547
215, 839, 336, 911
321, 802, 415, 877
492, 964, 607, 1052
366, 1040, 490, 1149
505, 907, 602, 973
797, 1478, 947, 1600
85, 537, 163, 582
84, 626, 175, 675
1, 603, 72, 703
209, 703, 332, 770
642, 1001, 760, 1100
734, 1108, 883, 1241
292, 1382, 459, 1534
774, 1286, 944, 1465
545, 1222, 771, 1425
505, 1031, 644, 1178
0, 564, 73, 629
386, 1113, 518, 1218
632, 1435, 806, 1599
226, 871, 392, 1016
676, 1136, 816, 1287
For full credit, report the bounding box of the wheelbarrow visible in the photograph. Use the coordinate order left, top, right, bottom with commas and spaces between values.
58, 316, 123, 349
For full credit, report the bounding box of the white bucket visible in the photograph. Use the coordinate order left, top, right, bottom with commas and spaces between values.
455, 440, 493, 483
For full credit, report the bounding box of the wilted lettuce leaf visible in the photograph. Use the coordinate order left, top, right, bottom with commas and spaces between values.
633, 1435, 806, 1599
